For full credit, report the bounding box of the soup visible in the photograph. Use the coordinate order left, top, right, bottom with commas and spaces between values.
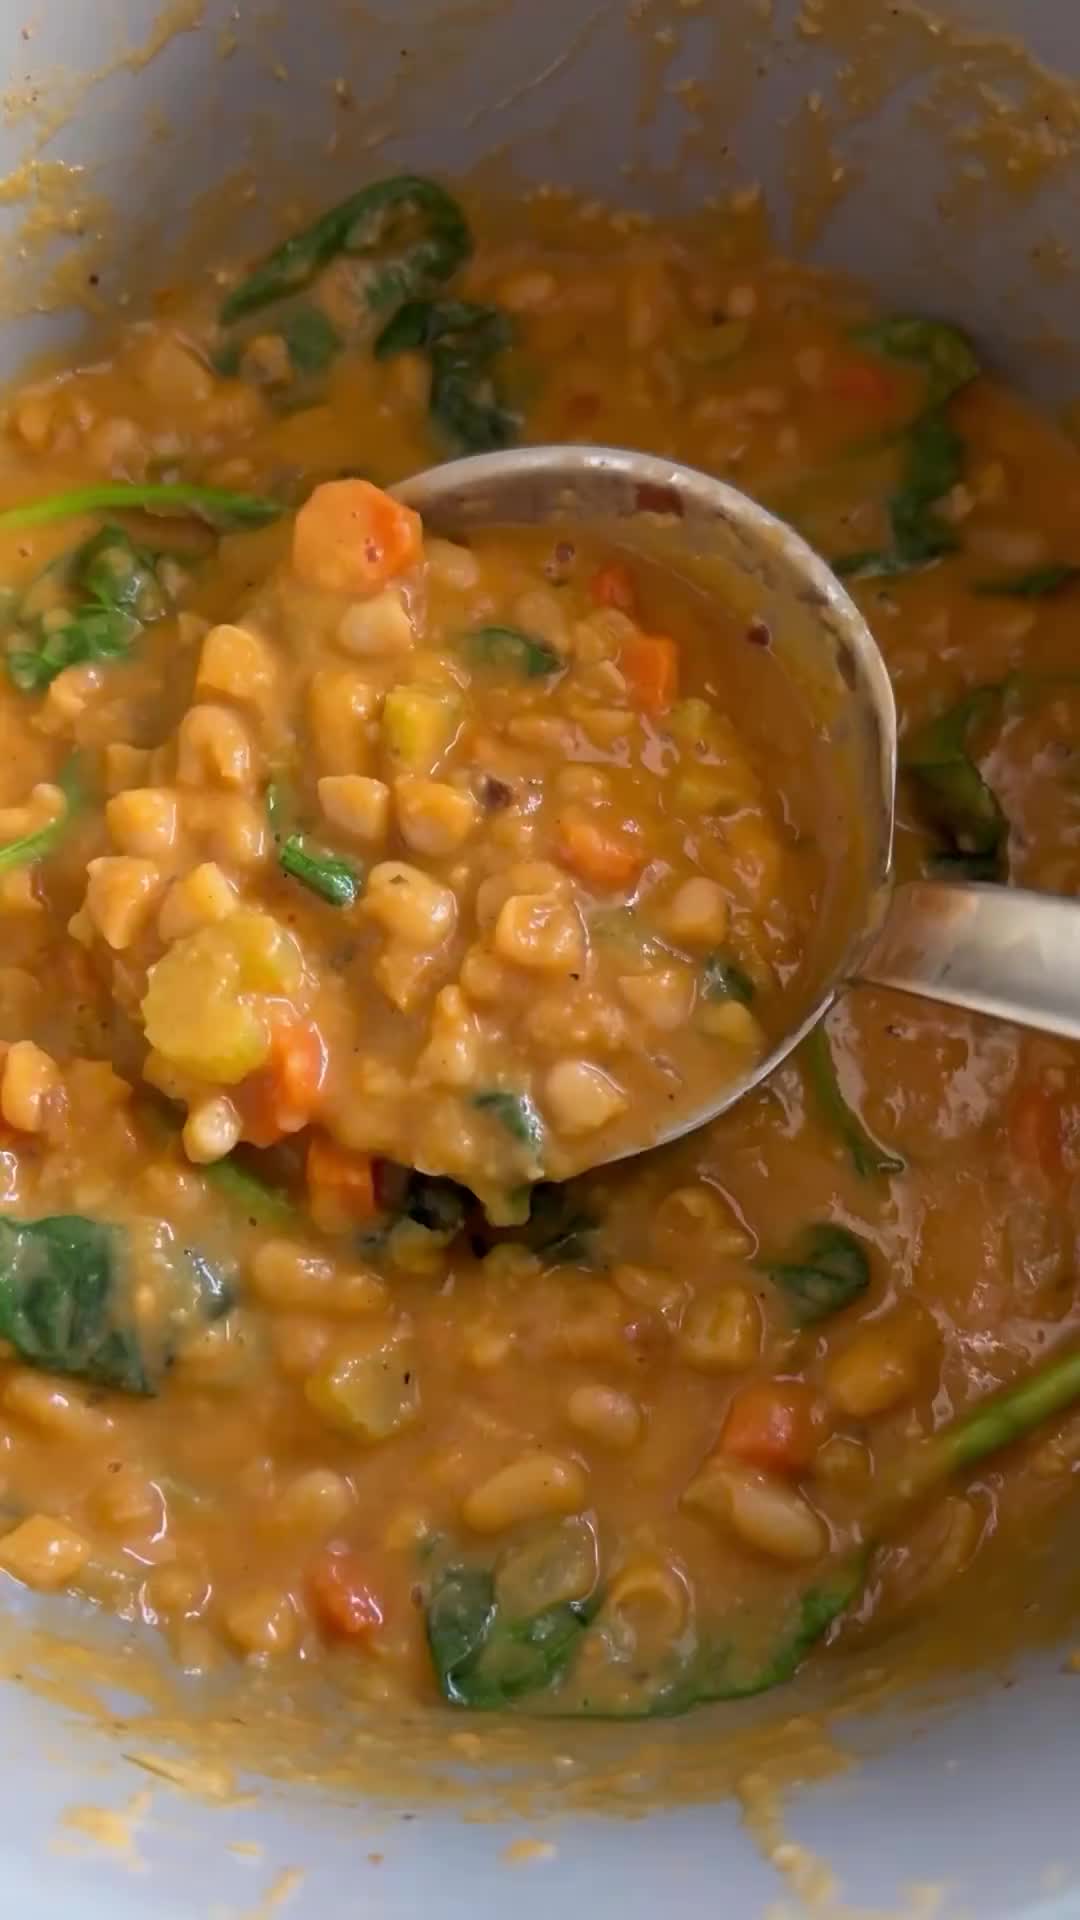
0, 177, 1075, 1717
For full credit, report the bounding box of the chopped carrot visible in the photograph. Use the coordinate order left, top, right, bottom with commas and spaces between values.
1007, 1080, 1065, 1181
307, 1131, 377, 1232
558, 816, 644, 892
619, 632, 679, 715
291, 479, 422, 596
589, 561, 637, 615
307, 1545, 384, 1640
826, 355, 900, 411
721, 1380, 824, 1474
236, 1014, 326, 1148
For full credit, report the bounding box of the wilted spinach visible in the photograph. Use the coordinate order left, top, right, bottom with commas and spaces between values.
852, 316, 979, 412
219, 175, 471, 324
973, 564, 1080, 598
765, 1221, 872, 1324
472, 1090, 545, 1157
701, 953, 756, 1006
0, 757, 83, 874
0, 1215, 230, 1395
0, 483, 281, 536
802, 1024, 904, 1177
5, 526, 174, 693
425, 1554, 864, 1718
267, 781, 363, 907
833, 316, 979, 581
464, 623, 560, 678
375, 298, 517, 452
426, 1561, 601, 1708
903, 685, 1007, 879
835, 413, 965, 581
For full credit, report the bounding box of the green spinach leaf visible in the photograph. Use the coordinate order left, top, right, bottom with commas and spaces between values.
427, 1553, 863, 1718
835, 412, 964, 581
359, 1168, 472, 1259
375, 299, 517, 453
903, 685, 1007, 874
0, 483, 281, 534
203, 1156, 296, 1227
464, 623, 560, 678
279, 837, 362, 907
765, 1221, 872, 1324
973, 563, 1080, 598
267, 780, 362, 907
803, 1024, 904, 1177
280, 304, 342, 375
515, 1182, 599, 1266
590, 1559, 866, 1719
701, 954, 755, 1005
6, 526, 172, 692
0, 1215, 230, 1395
427, 1561, 601, 1708
472, 1090, 545, 1156
219, 175, 470, 325
0, 757, 83, 874
402, 1172, 470, 1238
854, 315, 979, 411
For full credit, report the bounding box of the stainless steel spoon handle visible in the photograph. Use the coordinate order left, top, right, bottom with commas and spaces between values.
857, 881, 1080, 1040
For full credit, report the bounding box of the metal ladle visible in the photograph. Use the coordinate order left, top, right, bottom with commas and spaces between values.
395, 446, 1080, 1163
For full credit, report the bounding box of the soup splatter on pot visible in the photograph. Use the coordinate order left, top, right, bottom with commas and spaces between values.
0, 177, 1074, 1716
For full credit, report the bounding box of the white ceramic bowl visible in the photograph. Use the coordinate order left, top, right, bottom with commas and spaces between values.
0, 4, 1077, 1914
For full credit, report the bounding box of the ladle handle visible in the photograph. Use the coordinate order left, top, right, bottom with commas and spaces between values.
857, 881, 1080, 1040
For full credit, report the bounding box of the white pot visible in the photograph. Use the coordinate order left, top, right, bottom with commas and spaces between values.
0, 4, 1075, 1915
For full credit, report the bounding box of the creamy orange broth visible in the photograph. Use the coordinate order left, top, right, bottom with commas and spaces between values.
0, 182, 1073, 1716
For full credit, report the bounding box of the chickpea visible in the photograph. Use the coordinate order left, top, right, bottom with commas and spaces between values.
394, 776, 478, 856
660, 876, 730, 946
462, 1452, 587, 1534
183, 1094, 242, 1165
176, 704, 257, 790
417, 985, 480, 1089
424, 537, 480, 591
826, 1314, 931, 1419
0, 1040, 61, 1134
699, 999, 764, 1049
618, 965, 695, 1031
544, 1059, 628, 1134
683, 1459, 826, 1564
105, 787, 180, 859
197, 623, 277, 711
364, 862, 456, 949
566, 1385, 642, 1449
0, 1515, 90, 1590
494, 894, 584, 972
83, 856, 164, 950
270, 1468, 354, 1534
512, 586, 569, 653
338, 589, 415, 657
223, 1588, 299, 1658
318, 774, 391, 843
475, 861, 568, 926
157, 862, 237, 942
307, 668, 379, 775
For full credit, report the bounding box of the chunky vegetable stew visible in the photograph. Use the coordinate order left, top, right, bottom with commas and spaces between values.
0, 177, 1076, 1717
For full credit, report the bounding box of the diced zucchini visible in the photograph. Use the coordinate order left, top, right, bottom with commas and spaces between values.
141, 911, 302, 1084
305, 1329, 420, 1440
668, 698, 716, 747
381, 684, 462, 774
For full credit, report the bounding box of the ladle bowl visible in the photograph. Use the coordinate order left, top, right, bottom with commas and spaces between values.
395, 445, 1080, 1164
